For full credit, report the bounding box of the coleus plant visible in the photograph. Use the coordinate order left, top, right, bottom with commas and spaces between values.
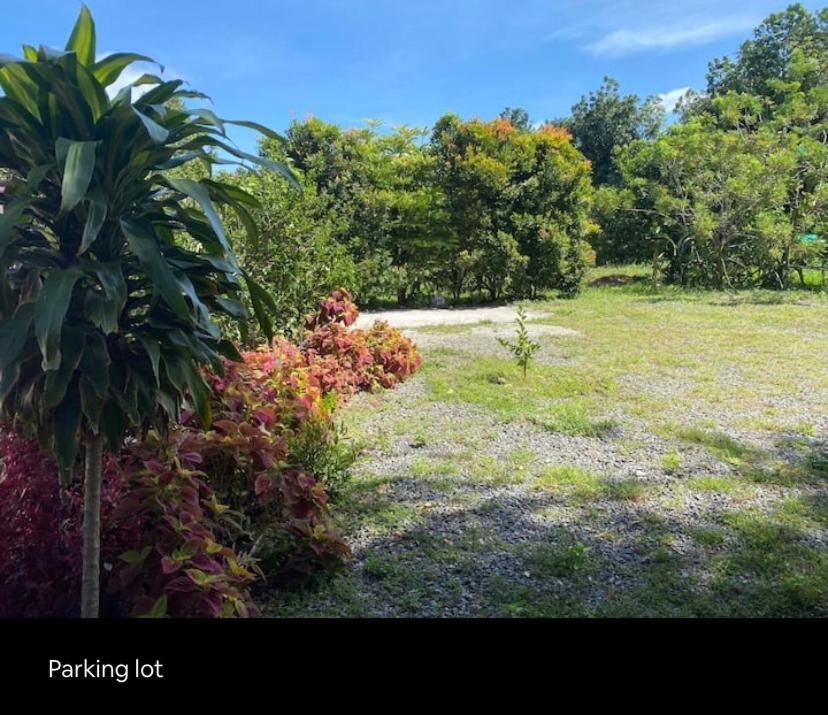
0, 6, 296, 616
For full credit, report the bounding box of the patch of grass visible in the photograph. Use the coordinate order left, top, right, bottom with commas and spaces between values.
534, 465, 604, 502
410, 457, 460, 480
427, 355, 614, 426
665, 425, 762, 466
530, 401, 617, 437
707, 507, 828, 616
334, 475, 420, 536
662, 449, 682, 474
523, 536, 592, 578
687, 475, 742, 494
362, 555, 400, 580
693, 525, 726, 547
602, 479, 648, 501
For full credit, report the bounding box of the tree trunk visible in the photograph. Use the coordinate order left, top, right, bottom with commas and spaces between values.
81, 434, 104, 618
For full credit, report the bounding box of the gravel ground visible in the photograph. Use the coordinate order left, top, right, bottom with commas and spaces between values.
266, 307, 828, 617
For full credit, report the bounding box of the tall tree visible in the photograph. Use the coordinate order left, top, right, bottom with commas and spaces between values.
0, 6, 294, 616
564, 77, 664, 186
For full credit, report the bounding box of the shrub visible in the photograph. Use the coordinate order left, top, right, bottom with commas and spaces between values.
0, 427, 255, 618
0, 291, 422, 616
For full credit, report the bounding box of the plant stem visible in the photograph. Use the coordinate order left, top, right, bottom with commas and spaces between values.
81, 433, 104, 618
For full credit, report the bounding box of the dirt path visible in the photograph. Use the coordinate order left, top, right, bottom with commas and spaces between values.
355, 305, 544, 329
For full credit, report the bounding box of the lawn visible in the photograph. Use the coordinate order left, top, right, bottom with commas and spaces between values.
264, 266, 828, 617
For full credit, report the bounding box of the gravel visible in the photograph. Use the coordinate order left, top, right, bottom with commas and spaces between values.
267, 313, 828, 617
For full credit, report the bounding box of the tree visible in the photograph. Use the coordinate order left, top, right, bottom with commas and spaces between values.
612, 119, 795, 288
681, 4, 828, 122
707, 4, 827, 100
221, 168, 357, 339
431, 115, 594, 300
265, 119, 452, 306
564, 77, 664, 186
499, 107, 531, 131
0, 6, 294, 616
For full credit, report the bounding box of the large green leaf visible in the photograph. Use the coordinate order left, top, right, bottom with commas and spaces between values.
79, 331, 110, 395
91, 52, 154, 87
0, 195, 31, 259
59, 140, 97, 214
79, 374, 104, 434
166, 178, 238, 270
133, 106, 170, 144
43, 326, 85, 408
79, 199, 107, 255
80, 259, 126, 334
34, 267, 83, 370
121, 219, 188, 318
0, 302, 35, 370
65, 4, 96, 67
137, 334, 162, 386
53, 383, 82, 484
243, 269, 275, 341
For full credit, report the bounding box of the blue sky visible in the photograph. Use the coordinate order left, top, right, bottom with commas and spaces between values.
1, 1, 824, 152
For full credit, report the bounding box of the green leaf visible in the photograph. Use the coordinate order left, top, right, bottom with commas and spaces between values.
132, 106, 170, 144
212, 139, 300, 188
79, 199, 107, 255
80, 331, 110, 395
215, 339, 243, 362
60, 140, 98, 214
91, 52, 154, 87
119, 546, 152, 564
53, 383, 82, 485
0, 302, 35, 370
166, 178, 238, 270
215, 296, 247, 320
224, 118, 285, 141
99, 399, 127, 452
141, 595, 168, 619
242, 270, 275, 342
82, 259, 127, 332
0, 196, 31, 259
121, 219, 189, 318
65, 4, 96, 67
34, 267, 83, 370
43, 326, 85, 408
137, 334, 162, 386
79, 374, 104, 433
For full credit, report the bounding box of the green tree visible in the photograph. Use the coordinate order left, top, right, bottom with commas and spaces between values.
613, 119, 795, 288
221, 168, 356, 339
431, 115, 594, 299
563, 77, 664, 186
0, 7, 293, 616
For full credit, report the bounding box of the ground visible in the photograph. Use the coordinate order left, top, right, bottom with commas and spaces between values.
264, 266, 828, 617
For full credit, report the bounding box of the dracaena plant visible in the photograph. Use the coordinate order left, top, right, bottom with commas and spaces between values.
0, 5, 296, 617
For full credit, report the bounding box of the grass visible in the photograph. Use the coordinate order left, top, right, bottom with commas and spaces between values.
266, 265, 828, 618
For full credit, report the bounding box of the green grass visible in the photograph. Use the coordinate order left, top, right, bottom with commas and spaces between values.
522, 535, 593, 578
266, 266, 828, 618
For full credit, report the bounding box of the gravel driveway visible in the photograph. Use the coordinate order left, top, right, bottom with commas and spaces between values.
267, 297, 828, 617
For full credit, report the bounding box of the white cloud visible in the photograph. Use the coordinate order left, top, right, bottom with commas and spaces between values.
587, 13, 759, 57
658, 86, 691, 113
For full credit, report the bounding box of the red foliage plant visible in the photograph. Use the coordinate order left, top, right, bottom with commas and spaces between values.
0, 291, 421, 617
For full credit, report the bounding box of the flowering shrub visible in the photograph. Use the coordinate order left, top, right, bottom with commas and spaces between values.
0, 429, 141, 617
301, 288, 422, 397
0, 428, 254, 618
0, 290, 421, 617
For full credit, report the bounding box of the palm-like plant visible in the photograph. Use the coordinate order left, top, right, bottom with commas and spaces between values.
0, 6, 296, 617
